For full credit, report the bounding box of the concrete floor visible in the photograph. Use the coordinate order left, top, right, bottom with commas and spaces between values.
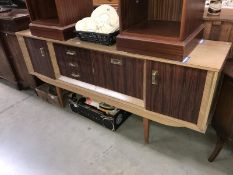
0, 80, 232, 175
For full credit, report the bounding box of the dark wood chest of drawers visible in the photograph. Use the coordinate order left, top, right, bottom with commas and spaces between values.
0, 9, 36, 89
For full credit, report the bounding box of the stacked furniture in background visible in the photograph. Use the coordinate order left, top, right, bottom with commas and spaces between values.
25, 0, 93, 40
204, 5, 233, 59
116, 0, 205, 61
0, 9, 37, 89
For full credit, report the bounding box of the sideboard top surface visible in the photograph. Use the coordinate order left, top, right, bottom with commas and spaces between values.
16, 30, 231, 72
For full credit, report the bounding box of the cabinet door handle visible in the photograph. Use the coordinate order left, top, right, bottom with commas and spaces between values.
66, 50, 76, 56
40, 47, 46, 57
152, 70, 159, 86
111, 58, 122, 66
69, 62, 78, 68
71, 73, 80, 78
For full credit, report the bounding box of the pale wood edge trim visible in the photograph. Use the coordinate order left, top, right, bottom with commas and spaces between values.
32, 72, 202, 133
16, 36, 34, 74
143, 60, 147, 102
15, 30, 228, 72
47, 41, 61, 79
60, 76, 145, 108
197, 71, 219, 131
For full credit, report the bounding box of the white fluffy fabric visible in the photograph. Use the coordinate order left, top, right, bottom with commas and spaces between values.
75, 5, 119, 34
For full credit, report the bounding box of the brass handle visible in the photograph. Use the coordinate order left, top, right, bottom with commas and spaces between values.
152, 70, 159, 86
111, 58, 122, 66
69, 62, 78, 68
71, 73, 80, 78
40, 47, 45, 57
66, 50, 76, 56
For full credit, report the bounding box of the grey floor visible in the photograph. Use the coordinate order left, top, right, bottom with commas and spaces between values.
0, 80, 232, 175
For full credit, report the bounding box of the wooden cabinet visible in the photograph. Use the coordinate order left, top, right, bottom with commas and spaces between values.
0, 37, 16, 83
93, 51, 144, 99
25, 38, 55, 79
146, 61, 207, 123
117, 0, 205, 61
25, 0, 93, 40
54, 44, 94, 84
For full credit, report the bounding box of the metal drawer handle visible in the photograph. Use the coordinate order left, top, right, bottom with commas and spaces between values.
71, 73, 80, 78
66, 50, 76, 56
40, 47, 46, 57
152, 70, 159, 86
69, 63, 78, 68
111, 58, 122, 66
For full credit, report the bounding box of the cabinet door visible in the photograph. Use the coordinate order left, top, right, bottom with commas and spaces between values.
93, 51, 144, 99
24, 38, 55, 79
0, 37, 16, 83
54, 44, 93, 84
146, 61, 207, 124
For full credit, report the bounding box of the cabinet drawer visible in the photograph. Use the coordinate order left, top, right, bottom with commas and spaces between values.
54, 44, 93, 84
93, 51, 144, 99
24, 38, 55, 79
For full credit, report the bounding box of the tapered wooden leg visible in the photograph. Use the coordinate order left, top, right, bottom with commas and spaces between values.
143, 118, 150, 144
55, 87, 64, 108
208, 137, 225, 162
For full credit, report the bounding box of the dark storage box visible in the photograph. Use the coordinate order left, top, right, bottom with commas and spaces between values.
69, 94, 130, 131
35, 84, 63, 107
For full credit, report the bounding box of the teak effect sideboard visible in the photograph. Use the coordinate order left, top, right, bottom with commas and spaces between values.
16, 30, 231, 142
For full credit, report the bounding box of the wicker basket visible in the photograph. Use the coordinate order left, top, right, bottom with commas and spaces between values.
75, 30, 119, 46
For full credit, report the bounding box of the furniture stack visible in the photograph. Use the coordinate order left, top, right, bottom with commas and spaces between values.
0, 9, 37, 89
25, 0, 93, 40
204, 5, 233, 59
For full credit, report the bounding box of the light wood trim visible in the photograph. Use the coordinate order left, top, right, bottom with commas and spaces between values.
47, 41, 61, 79
30, 72, 203, 133
16, 30, 231, 72
60, 76, 145, 107
198, 71, 219, 130
16, 36, 34, 73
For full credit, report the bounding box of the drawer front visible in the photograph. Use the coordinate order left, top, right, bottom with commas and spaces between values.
54, 44, 93, 84
24, 37, 55, 79
93, 51, 144, 99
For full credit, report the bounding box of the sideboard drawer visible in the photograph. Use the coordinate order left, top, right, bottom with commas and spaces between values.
54, 44, 93, 84
24, 38, 55, 79
93, 51, 144, 99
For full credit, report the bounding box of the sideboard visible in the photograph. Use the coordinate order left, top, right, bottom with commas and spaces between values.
16, 30, 231, 142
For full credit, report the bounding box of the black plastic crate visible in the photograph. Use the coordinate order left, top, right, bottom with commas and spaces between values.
75, 30, 119, 46
69, 94, 130, 131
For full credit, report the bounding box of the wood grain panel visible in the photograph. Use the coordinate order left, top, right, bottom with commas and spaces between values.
24, 38, 55, 79
93, 51, 144, 99
54, 43, 94, 84
120, 0, 148, 31
148, 0, 183, 22
180, 0, 205, 40
56, 0, 93, 26
146, 61, 207, 124
0, 36, 16, 83
1, 33, 36, 88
